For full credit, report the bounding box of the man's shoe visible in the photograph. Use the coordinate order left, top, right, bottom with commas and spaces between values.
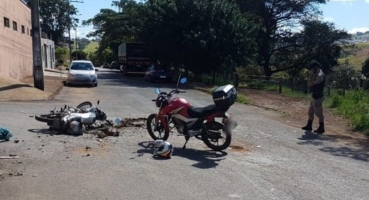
302, 120, 313, 131
314, 122, 325, 134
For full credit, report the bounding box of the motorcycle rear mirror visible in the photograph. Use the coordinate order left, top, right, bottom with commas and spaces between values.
97, 100, 100, 105
155, 87, 161, 94
180, 77, 187, 84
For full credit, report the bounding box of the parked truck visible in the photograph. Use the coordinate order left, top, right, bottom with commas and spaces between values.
118, 42, 153, 76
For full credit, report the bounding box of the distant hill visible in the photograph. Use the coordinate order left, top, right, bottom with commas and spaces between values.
83, 41, 99, 54
350, 31, 369, 43
339, 42, 369, 70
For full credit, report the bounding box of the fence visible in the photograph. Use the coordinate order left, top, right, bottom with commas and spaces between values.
237, 75, 332, 97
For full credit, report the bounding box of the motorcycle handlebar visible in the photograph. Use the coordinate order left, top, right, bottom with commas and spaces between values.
169, 90, 186, 95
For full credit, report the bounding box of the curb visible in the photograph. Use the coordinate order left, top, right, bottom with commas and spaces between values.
45, 68, 67, 74
48, 82, 65, 100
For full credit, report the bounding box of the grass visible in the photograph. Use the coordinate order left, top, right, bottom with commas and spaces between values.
83, 41, 99, 54
329, 89, 369, 135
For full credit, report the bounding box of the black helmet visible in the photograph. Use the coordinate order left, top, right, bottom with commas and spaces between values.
309, 61, 320, 69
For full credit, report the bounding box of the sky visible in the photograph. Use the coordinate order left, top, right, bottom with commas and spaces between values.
70, 0, 369, 38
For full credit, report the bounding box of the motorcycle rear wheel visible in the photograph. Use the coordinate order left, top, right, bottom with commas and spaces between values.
147, 113, 169, 141
202, 121, 232, 151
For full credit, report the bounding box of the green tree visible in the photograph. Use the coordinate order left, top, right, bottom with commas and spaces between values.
236, 0, 330, 77
329, 64, 360, 91
362, 57, 369, 77
139, 0, 258, 83
279, 20, 350, 80
24, 0, 79, 44
55, 46, 68, 64
82, 0, 144, 61
29, 0, 80, 45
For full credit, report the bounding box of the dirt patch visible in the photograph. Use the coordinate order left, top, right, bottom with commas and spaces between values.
239, 88, 369, 147
73, 141, 113, 157
229, 144, 248, 153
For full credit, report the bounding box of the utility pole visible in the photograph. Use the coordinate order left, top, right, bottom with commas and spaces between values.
68, 0, 84, 62
30, 0, 44, 90
75, 27, 78, 60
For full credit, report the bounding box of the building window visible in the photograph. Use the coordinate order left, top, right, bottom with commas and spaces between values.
21, 25, 25, 34
13, 21, 17, 31
27, 28, 29, 35
4, 17, 10, 28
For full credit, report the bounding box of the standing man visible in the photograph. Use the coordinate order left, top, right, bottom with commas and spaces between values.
301, 61, 326, 134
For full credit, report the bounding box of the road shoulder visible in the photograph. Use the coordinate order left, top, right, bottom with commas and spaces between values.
0, 74, 65, 102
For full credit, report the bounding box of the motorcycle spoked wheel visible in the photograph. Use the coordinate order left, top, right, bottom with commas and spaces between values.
35, 114, 58, 126
76, 101, 93, 111
202, 121, 232, 151
146, 114, 169, 141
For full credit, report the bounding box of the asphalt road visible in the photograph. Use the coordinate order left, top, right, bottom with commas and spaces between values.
0, 68, 368, 200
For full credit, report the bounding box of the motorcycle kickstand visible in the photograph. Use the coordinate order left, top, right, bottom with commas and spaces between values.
182, 135, 190, 149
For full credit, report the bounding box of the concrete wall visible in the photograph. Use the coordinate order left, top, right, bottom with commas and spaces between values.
41, 38, 55, 69
0, 0, 32, 79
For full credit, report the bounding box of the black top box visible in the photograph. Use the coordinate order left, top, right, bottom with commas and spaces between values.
212, 85, 237, 109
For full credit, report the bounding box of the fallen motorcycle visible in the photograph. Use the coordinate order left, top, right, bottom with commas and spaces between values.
147, 75, 238, 151
35, 101, 107, 135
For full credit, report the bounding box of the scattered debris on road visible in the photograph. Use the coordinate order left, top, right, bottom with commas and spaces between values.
9, 171, 23, 176
115, 118, 147, 128
0, 155, 19, 159
85, 118, 147, 138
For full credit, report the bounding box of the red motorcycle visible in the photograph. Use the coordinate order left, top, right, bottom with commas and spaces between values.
146, 76, 237, 151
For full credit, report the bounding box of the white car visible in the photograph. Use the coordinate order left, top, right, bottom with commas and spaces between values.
66, 60, 98, 87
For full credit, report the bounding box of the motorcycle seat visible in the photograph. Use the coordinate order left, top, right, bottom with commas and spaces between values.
187, 104, 219, 118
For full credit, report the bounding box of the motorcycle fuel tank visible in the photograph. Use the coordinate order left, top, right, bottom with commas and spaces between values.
160, 97, 191, 115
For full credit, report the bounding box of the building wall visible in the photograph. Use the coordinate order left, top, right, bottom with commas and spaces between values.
0, 0, 33, 79
41, 38, 55, 69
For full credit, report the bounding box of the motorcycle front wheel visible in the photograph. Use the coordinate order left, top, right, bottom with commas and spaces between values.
35, 114, 56, 126
202, 121, 232, 151
76, 101, 93, 111
146, 114, 169, 141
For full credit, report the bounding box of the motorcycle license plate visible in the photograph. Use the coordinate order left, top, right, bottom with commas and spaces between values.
160, 76, 166, 78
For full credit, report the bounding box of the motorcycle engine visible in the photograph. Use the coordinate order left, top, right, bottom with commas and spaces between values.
172, 118, 184, 134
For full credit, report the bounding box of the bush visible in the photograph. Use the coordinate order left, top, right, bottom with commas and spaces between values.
330, 89, 369, 135
330, 96, 342, 108
71, 50, 87, 60
55, 46, 68, 64
329, 64, 361, 91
